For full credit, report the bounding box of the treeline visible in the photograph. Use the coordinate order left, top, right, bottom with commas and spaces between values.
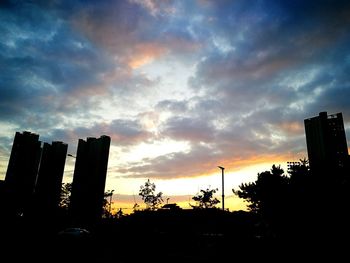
233, 159, 350, 254
1, 159, 349, 262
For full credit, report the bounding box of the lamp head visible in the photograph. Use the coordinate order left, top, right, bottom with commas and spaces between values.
218, 166, 225, 170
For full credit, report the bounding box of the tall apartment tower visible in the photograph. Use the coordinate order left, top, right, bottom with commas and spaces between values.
70, 135, 111, 224
304, 112, 349, 172
34, 141, 68, 215
5, 131, 42, 215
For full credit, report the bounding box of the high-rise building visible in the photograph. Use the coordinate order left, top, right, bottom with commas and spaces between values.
70, 135, 111, 224
304, 112, 349, 172
5, 131, 42, 215
34, 141, 68, 215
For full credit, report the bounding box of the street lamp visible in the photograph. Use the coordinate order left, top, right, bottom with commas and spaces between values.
218, 166, 225, 210
109, 190, 114, 217
67, 153, 76, 158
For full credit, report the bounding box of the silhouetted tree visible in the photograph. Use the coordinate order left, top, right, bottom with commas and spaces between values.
132, 202, 140, 212
233, 162, 317, 239
102, 190, 114, 218
288, 158, 310, 184
60, 183, 115, 218
233, 165, 293, 238
233, 165, 288, 213
139, 179, 163, 210
191, 187, 220, 209
59, 182, 72, 210
115, 208, 124, 219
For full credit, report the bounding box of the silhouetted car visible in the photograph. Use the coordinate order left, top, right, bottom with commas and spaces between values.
57, 227, 90, 238
55, 227, 94, 260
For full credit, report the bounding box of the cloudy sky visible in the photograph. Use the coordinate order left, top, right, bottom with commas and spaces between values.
1, 0, 350, 211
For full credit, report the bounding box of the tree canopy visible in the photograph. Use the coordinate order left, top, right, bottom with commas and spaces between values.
233, 161, 316, 237
233, 164, 289, 213
191, 187, 220, 209
59, 183, 115, 218
59, 182, 72, 210
139, 179, 163, 210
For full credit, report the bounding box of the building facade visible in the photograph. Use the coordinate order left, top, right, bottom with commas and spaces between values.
5, 131, 42, 215
70, 135, 111, 224
304, 112, 349, 172
34, 141, 68, 215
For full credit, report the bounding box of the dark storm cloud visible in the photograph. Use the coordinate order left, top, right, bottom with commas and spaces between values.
126, 99, 307, 179
67, 0, 199, 68
39, 118, 153, 148
156, 100, 189, 113
0, 1, 198, 160
0, 0, 114, 126
0, 0, 200, 124
114, 143, 221, 179
189, 0, 350, 148
1, 0, 350, 181
108, 119, 154, 145
161, 116, 215, 143
191, 0, 350, 89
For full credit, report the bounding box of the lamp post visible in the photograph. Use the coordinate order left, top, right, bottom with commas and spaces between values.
218, 166, 225, 210
109, 190, 114, 217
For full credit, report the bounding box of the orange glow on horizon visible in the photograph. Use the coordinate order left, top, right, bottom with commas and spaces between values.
199, 152, 303, 179
110, 194, 248, 216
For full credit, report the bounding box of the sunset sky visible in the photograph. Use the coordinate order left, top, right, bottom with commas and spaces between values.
1, 0, 350, 213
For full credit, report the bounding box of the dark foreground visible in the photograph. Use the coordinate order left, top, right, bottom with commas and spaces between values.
1, 209, 348, 262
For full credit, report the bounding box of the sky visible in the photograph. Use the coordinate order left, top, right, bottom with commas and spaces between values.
1, 0, 350, 213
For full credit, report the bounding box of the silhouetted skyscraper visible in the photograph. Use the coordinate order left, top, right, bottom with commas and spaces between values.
5, 131, 42, 215
304, 112, 349, 172
34, 141, 68, 215
70, 135, 111, 225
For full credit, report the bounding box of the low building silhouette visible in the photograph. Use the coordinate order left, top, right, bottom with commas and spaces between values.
4, 131, 42, 216
70, 135, 111, 225
34, 141, 68, 216
161, 203, 182, 211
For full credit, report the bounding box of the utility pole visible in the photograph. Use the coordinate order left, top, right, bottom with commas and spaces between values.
218, 166, 225, 210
